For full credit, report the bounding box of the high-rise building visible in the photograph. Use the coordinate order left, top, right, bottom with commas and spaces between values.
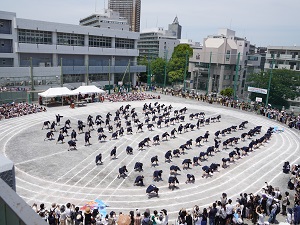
108, 0, 141, 32
167, 16, 182, 39
138, 17, 182, 61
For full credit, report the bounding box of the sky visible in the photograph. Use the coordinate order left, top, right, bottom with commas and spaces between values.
2, 0, 300, 47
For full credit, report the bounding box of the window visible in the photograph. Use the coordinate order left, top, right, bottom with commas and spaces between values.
0, 22, 3, 27
224, 75, 231, 80
89, 74, 109, 81
1, 41, 4, 47
89, 35, 111, 48
224, 65, 231, 70
2, 59, 5, 65
245, 43, 248, 47
248, 56, 258, 61
18, 29, 52, 44
115, 38, 134, 49
226, 50, 230, 61
57, 32, 84, 46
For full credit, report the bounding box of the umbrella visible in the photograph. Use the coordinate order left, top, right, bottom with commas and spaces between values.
80, 199, 108, 217
117, 214, 131, 225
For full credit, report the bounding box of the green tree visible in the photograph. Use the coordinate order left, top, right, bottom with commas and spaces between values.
150, 57, 166, 85
220, 87, 234, 97
137, 56, 148, 83
167, 44, 193, 83
248, 69, 300, 107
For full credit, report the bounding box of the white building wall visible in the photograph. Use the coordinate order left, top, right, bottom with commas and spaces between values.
158, 38, 179, 60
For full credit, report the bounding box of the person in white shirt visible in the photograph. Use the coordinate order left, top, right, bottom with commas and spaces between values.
225, 199, 234, 225
256, 205, 265, 225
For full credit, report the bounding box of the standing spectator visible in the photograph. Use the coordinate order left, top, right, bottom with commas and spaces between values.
65, 203, 74, 225
141, 211, 151, 225
225, 199, 233, 225
48, 211, 56, 225
294, 201, 300, 225
38, 203, 48, 222
60, 205, 67, 225
129, 211, 134, 225
134, 211, 142, 225
185, 211, 192, 225
74, 207, 83, 225
201, 208, 208, 225
282, 191, 290, 216
193, 205, 202, 225
268, 200, 278, 224
220, 193, 227, 206
219, 205, 227, 225
84, 207, 92, 225
208, 203, 217, 225
151, 210, 158, 225
256, 205, 265, 225
107, 211, 116, 225
161, 209, 168, 225
215, 201, 222, 225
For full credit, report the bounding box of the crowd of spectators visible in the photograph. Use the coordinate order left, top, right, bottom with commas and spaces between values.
162, 90, 300, 131
0, 86, 28, 92
31, 161, 300, 225
0, 102, 46, 120
105, 92, 159, 102
31, 174, 300, 225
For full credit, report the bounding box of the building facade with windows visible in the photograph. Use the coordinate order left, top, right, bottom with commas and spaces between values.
0, 10, 145, 91
108, 0, 141, 32
137, 17, 182, 61
190, 28, 262, 99
265, 46, 300, 109
137, 27, 180, 61
79, 9, 129, 31
265, 46, 300, 71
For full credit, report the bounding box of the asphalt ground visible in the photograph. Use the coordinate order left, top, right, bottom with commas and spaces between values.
1, 93, 299, 222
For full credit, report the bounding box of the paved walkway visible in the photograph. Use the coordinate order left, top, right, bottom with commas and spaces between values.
1, 94, 299, 221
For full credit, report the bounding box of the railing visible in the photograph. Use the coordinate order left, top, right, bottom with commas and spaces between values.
62, 65, 146, 74
0, 178, 48, 225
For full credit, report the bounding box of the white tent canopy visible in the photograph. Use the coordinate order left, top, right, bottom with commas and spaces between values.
38, 87, 75, 98
71, 85, 106, 95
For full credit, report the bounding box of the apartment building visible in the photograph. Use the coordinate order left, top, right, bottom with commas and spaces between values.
265, 46, 300, 71
191, 28, 262, 99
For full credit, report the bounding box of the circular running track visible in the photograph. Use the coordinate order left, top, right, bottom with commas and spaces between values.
1, 94, 299, 219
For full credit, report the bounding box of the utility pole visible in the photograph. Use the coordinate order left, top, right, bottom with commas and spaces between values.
128, 59, 131, 92
108, 59, 111, 94
60, 58, 63, 87
183, 50, 189, 92
164, 50, 168, 88
206, 52, 212, 95
233, 52, 240, 100
86, 57, 89, 85
265, 55, 275, 107
30, 57, 34, 103
147, 51, 151, 88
